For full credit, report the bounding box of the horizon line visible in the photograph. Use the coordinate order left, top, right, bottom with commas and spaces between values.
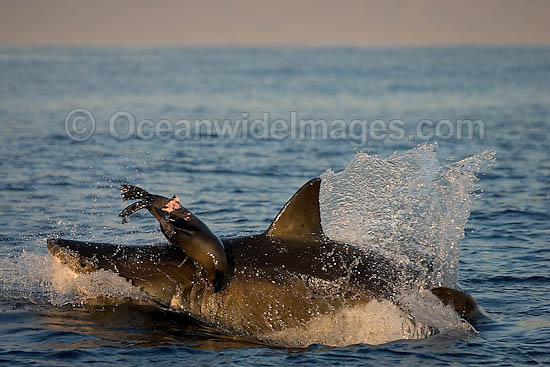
1, 42, 549, 48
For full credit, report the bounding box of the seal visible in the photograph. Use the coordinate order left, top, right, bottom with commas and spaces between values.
47, 178, 483, 336
119, 184, 228, 291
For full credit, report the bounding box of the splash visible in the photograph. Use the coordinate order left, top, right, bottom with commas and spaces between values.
320, 144, 494, 288
261, 142, 494, 348
265, 289, 468, 347
0, 250, 147, 307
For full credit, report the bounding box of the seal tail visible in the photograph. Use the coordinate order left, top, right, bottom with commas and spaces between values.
119, 185, 153, 223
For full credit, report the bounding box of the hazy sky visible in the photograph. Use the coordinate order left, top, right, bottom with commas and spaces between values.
1, 0, 549, 46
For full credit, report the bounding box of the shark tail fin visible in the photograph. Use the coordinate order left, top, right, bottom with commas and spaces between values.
430, 287, 484, 325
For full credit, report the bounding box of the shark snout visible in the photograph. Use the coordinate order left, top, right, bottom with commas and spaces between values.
47, 239, 99, 273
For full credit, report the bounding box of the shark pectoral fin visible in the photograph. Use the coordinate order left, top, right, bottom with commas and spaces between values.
430, 287, 483, 325
264, 178, 324, 241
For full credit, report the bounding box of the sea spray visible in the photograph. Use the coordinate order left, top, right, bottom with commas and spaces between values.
319, 144, 495, 288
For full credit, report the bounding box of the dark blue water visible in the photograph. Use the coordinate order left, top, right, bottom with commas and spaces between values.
0, 46, 549, 365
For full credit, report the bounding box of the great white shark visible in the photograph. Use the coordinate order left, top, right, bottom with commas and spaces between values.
47, 178, 482, 339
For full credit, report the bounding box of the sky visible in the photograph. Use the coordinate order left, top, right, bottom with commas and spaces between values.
1, 0, 549, 46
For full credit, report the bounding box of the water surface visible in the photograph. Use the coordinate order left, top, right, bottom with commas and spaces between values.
0, 46, 549, 365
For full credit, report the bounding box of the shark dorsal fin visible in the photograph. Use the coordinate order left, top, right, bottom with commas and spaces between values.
265, 178, 324, 241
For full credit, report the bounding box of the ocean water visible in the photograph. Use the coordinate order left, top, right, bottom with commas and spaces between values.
0, 46, 549, 365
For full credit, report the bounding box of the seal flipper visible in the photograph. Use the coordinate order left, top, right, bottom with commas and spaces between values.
120, 184, 151, 201
118, 185, 173, 224
119, 201, 150, 223
265, 178, 324, 241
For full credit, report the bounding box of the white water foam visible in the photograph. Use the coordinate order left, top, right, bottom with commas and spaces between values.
266, 289, 468, 347
0, 250, 146, 307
